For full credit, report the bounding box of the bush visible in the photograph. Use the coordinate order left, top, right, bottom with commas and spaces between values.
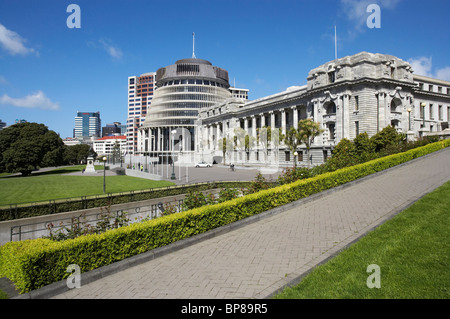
243, 173, 273, 194
217, 188, 240, 203
1, 140, 449, 293
182, 191, 207, 210
277, 167, 312, 185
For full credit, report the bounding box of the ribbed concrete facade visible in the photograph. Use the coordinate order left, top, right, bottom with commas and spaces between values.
138, 58, 232, 163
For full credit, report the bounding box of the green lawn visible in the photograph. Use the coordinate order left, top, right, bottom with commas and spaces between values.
0, 166, 175, 206
274, 180, 450, 299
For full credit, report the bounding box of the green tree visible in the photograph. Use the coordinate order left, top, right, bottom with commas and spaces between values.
370, 125, 404, 153
325, 138, 359, 170
282, 127, 301, 167
111, 141, 121, 165
297, 119, 324, 168
353, 132, 376, 162
257, 126, 276, 163
222, 137, 227, 165
63, 144, 95, 165
0, 122, 66, 176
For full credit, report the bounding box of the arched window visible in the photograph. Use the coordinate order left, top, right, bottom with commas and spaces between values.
390, 98, 402, 113
325, 102, 336, 114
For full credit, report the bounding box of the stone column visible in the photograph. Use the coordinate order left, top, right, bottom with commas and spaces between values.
335, 95, 342, 142
270, 111, 275, 149
208, 125, 212, 150
216, 122, 222, 151
251, 115, 257, 138
281, 109, 286, 136
292, 106, 298, 129
343, 95, 350, 139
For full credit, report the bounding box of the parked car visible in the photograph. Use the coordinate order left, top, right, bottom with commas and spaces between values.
195, 161, 212, 168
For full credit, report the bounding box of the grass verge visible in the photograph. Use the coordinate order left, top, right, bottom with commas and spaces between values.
274, 180, 450, 299
0, 166, 175, 205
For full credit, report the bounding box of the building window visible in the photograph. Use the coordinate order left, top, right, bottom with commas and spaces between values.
438, 86, 442, 93
354, 96, 359, 111
355, 121, 359, 136
328, 72, 335, 83
448, 107, 450, 121
439, 105, 443, 120
429, 104, 434, 120
429, 85, 433, 92
418, 83, 424, 90
390, 98, 401, 113
298, 151, 303, 162
328, 123, 335, 140
285, 151, 290, 162
326, 102, 336, 114
390, 67, 395, 79
420, 103, 425, 119
323, 150, 328, 162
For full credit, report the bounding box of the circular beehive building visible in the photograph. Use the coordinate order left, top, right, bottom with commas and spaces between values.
139, 57, 231, 163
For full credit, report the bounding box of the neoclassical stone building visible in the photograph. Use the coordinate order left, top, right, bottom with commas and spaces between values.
196, 51, 450, 167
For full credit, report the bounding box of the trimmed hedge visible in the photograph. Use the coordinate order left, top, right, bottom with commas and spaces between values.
1, 139, 449, 293
0, 181, 252, 221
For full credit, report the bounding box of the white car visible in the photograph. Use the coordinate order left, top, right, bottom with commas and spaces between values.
195, 161, 212, 168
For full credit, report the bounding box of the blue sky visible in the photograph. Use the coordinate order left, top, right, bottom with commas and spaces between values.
0, 0, 449, 138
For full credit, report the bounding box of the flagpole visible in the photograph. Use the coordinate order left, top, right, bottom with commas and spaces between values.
334, 26, 337, 60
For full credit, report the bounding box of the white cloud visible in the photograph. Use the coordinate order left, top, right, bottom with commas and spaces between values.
408, 56, 433, 77
0, 91, 60, 110
435, 67, 450, 82
98, 39, 123, 60
0, 23, 36, 56
408, 56, 450, 81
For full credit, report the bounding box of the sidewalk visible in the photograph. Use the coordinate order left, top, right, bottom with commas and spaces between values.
44, 148, 450, 299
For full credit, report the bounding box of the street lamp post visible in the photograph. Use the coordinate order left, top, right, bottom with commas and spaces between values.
171, 129, 176, 180
293, 151, 298, 168
103, 156, 107, 193
407, 108, 412, 131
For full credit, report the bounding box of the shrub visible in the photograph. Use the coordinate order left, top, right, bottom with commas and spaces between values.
277, 167, 312, 185
325, 138, 360, 170
217, 188, 240, 203
243, 173, 273, 194
1, 140, 449, 293
182, 191, 207, 210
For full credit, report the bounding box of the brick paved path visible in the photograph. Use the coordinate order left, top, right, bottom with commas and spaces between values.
51, 148, 450, 299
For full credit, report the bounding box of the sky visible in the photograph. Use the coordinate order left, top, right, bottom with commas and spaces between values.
0, 0, 449, 138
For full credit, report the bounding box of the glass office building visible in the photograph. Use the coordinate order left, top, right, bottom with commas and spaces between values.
74, 111, 101, 138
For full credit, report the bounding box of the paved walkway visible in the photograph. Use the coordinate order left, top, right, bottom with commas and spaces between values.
50, 148, 450, 299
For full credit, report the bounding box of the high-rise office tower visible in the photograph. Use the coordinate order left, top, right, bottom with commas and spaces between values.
126, 72, 156, 154
74, 111, 101, 138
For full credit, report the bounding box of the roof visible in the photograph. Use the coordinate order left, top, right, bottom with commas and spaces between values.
175, 58, 212, 65
96, 135, 126, 141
